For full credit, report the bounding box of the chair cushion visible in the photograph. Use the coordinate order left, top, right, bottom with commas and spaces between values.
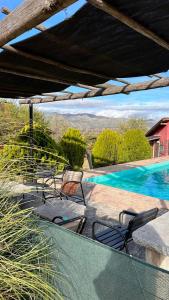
95, 226, 128, 250
34, 198, 85, 223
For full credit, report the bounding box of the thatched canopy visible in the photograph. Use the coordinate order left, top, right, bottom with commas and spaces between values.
1, 0, 169, 100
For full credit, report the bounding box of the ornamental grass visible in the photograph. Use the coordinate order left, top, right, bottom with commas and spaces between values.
0, 153, 64, 300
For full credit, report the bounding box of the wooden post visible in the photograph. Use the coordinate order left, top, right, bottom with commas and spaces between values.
86, 150, 93, 169
29, 103, 33, 158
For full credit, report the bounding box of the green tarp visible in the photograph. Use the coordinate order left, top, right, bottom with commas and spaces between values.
43, 222, 169, 300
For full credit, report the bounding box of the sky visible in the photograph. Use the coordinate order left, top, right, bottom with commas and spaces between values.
1, 0, 169, 120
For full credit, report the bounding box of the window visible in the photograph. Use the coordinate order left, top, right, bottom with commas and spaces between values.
160, 144, 164, 154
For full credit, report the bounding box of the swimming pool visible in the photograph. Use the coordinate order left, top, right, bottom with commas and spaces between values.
86, 161, 169, 200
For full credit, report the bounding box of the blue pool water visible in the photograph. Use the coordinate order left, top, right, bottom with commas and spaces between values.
86, 161, 169, 200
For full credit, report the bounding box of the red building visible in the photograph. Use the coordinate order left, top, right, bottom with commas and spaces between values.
146, 118, 169, 158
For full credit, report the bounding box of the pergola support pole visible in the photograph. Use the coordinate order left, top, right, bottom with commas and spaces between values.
29, 103, 34, 168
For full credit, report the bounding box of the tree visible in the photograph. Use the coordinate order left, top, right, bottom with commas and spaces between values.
49, 114, 71, 141
92, 129, 123, 167
0, 123, 66, 174
0, 100, 48, 143
60, 128, 86, 169
124, 129, 151, 162
118, 118, 148, 134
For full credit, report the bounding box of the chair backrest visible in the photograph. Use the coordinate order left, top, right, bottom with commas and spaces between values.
61, 170, 83, 196
62, 170, 83, 183
126, 208, 158, 240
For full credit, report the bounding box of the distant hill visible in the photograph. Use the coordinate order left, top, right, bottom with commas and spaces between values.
46, 112, 155, 133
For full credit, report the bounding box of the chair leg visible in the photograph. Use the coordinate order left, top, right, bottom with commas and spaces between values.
124, 242, 129, 254
76, 217, 87, 234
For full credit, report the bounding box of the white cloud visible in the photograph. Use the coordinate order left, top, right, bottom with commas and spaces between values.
36, 95, 169, 120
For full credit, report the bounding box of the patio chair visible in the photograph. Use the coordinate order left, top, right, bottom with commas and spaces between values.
43, 169, 86, 206
92, 208, 158, 253
34, 198, 87, 234
34, 163, 71, 196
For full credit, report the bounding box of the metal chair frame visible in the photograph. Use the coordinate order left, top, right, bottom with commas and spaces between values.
92, 208, 159, 253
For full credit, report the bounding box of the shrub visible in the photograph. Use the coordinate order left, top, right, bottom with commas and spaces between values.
60, 128, 86, 169
124, 129, 151, 162
92, 129, 123, 167
0, 100, 48, 143
0, 123, 67, 176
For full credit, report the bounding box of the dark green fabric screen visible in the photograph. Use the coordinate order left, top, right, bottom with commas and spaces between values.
43, 222, 169, 300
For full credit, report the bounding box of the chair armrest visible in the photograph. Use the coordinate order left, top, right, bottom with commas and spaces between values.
92, 220, 125, 240
52, 215, 85, 226
119, 210, 138, 224
52, 216, 63, 223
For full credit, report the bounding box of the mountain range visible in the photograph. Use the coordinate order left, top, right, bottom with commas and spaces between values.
47, 112, 156, 132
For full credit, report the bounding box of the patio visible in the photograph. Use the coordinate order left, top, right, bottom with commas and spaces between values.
12, 155, 169, 261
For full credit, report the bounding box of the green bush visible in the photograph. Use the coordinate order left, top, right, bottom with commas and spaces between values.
17, 122, 62, 155
124, 129, 151, 162
0, 100, 48, 143
0, 123, 67, 176
92, 129, 123, 167
60, 128, 86, 169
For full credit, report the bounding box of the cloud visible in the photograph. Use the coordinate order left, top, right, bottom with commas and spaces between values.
36, 86, 169, 119
37, 99, 169, 119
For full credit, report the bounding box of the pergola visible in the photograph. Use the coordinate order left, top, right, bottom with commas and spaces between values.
1, 0, 169, 151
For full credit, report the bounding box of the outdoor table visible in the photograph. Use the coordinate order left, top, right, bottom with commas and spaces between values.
34, 198, 86, 234
133, 211, 169, 270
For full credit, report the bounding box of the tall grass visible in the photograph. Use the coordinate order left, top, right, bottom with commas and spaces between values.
0, 148, 65, 300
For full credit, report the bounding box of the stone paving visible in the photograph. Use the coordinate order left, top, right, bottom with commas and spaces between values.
12, 156, 169, 261
82, 157, 169, 259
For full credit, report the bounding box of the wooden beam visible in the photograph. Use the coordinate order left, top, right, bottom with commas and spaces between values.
0, 66, 75, 86
0, 65, 117, 95
0, 90, 33, 96
42, 91, 73, 96
1, 7, 46, 31
0, 63, 116, 92
3, 44, 114, 82
0, 88, 40, 96
0, 0, 77, 46
88, 0, 169, 51
1, 6, 131, 86
19, 77, 169, 104
153, 74, 163, 79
